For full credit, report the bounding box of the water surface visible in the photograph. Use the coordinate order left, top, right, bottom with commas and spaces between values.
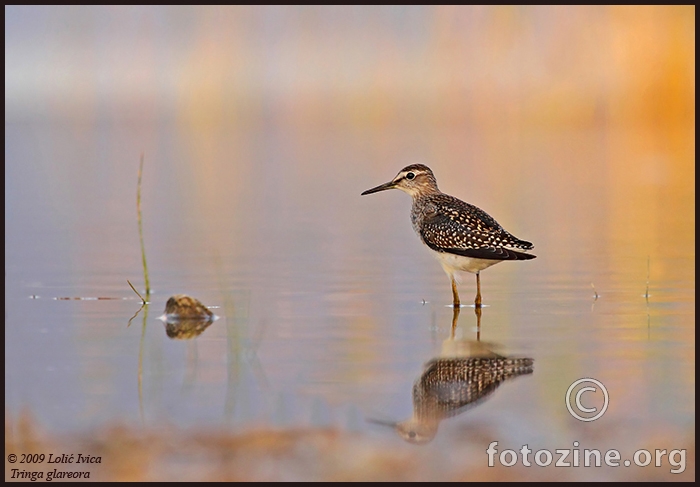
5, 5, 694, 481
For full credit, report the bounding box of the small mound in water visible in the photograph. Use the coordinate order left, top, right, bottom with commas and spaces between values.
161, 295, 215, 339
164, 294, 214, 319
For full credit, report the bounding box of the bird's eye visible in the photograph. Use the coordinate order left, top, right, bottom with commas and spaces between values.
406, 172, 415, 180
408, 431, 417, 438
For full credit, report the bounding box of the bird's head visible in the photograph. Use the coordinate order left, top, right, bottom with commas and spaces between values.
361, 164, 439, 198
367, 416, 438, 445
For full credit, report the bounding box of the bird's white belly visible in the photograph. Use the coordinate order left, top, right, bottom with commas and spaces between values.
431, 250, 502, 274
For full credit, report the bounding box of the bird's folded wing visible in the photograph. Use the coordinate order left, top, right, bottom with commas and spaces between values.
419, 213, 535, 261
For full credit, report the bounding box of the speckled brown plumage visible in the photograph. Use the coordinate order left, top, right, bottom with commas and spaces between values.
412, 193, 535, 260
390, 354, 534, 444
414, 356, 534, 420
399, 164, 535, 260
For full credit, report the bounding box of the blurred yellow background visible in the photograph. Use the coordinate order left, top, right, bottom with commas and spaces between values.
6, 6, 693, 127
5, 4, 694, 308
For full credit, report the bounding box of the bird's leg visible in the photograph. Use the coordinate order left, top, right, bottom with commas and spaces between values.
474, 305, 482, 341
474, 272, 482, 308
450, 305, 461, 339
450, 274, 460, 308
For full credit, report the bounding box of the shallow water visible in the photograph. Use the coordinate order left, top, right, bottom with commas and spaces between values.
5, 119, 694, 480
5, 5, 695, 481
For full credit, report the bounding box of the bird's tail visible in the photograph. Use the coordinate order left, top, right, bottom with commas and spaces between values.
512, 238, 534, 251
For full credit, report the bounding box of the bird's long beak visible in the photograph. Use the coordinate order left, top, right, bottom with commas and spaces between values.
366, 418, 398, 428
361, 180, 397, 195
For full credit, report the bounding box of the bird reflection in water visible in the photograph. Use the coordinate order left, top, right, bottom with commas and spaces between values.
159, 294, 217, 339
373, 307, 533, 444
